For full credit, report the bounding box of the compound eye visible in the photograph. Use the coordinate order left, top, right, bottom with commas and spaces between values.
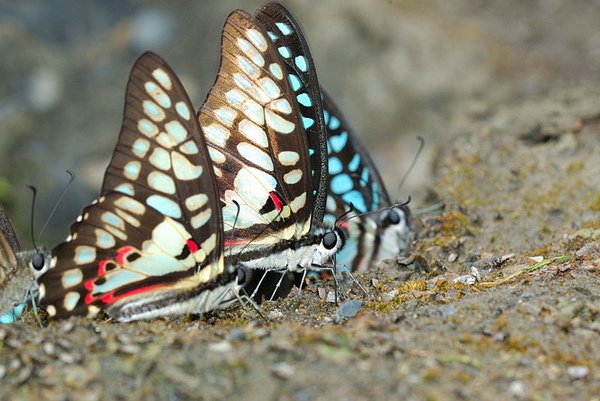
386, 210, 401, 225
32, 253, 45, 271
236, 267, 246, 285
323, 231, 338, 250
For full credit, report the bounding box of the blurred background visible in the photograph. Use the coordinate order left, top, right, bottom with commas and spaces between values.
1, 0, 599, 247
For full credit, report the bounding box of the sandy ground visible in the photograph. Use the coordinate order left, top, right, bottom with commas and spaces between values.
1, 1, 600, 400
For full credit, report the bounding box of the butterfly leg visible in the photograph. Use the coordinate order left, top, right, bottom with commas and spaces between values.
27, 288, 44, 328
343, 270, 370, 299
249, 269, 271, 300
295, 268, 308, 299
268, 271, 288, 301
233, 287, 267, 320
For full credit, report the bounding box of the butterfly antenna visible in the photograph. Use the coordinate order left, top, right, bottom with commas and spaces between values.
26, 185, 39, 251
37, 170, 76, 243
398, 136, 425, 193
339, 195, 412, 226
413, 201, 445, 216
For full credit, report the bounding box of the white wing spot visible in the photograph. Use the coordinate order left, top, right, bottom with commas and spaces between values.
258, 77, 281, 100
179, 140, 199, 155
203, 124, 230, 147
145, 81, 172, 108
175, 101, 190, 120
239, 119, 268, 148
73, 245, 96, 265
236, 38, 265, 67
237, 142, 274, 171
269, 63, 283, 80
236, 55, 260, 79
165, 120, 188, 144
191, 209, 211, 229
132, 138, 151, 158
185, 194, 209, 212
149, 147, 171, 170
278, 151, 300, 166
152, 68, 173, 90
61, 269, 83, 289
269, 98, 292, 115
172, 152, 202, 181
143, 100, 166, 122
245, 28, 267, 51
265, 109, 294, 134
148, 171, 176, 194
208, 148, 226, 164
138, 119, 159, 138
124, 161, 142, 180
283, 169, 303, 185
214, 106, 237, 128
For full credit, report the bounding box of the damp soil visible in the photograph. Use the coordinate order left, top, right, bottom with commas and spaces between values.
2, 1, 600, 401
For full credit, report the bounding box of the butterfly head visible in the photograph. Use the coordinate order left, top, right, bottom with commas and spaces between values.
376, 205, 411, 255
28, 248, 51, 280
314, 225, 345, 266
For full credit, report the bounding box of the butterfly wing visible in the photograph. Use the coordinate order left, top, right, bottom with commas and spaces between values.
0, 203, 20, 287
198, 11, 316, 250
37, 53, 230, 321
254, 2, 329, 224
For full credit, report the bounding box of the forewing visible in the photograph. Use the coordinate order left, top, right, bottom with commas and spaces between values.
254, 2, 328, 223
198, 11, 312, 248
37, 53, 226, 319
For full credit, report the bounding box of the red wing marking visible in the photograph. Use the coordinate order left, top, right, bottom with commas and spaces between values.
269, 192, 284, 212
116, 246, 135, 266
186, 239, 199, 254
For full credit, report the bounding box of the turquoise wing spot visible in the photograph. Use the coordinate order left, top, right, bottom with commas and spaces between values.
297, 93, 312, 107
328, 156, 343, 175
267, 31, 278, 41
348, 153, 361, 172
328, 116, 340, 130
294, 55, 308, 72
372, 182, 380, 208
301, 116, 314, 129
324, 110, 330, 125
360, 167, 370, 185
278, 46, 291, 58
342, 190, 367, 213
331, 174, 354, 194
276, 22, 293, 36
288, 74, 302, 91
329, 131, 348, 153
308, 148, 315, 156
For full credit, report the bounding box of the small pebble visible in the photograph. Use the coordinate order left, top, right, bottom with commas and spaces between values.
208, 341, 232, 353
567, 365, 589, 380
371, 279, 379, 287
333, 300, 363, 323
271, 362, 295, 379
448, 253, 458, 262
227, 328, 246, 341
317, 287, 327, 299
529, 256, 544, 263
326, 291, 336, 303
521, 291, 534, 299
383, 289, 398, 302
43, 342, 56, 356
508, 380, 526, 399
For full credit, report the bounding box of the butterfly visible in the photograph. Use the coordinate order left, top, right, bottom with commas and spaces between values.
237, 3, 412, 300
36, 52, 244, 321
197, 5, 344, 290
0, 202, 49, 323
322, 90, 412, 274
